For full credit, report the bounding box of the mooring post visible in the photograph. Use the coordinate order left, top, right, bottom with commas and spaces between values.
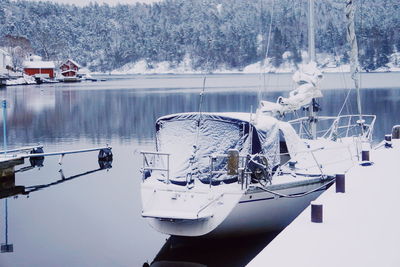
311, 202, 323, 223
5, 198, 8, 245
2, 100, 7, 157
385, 134, 392, 148
335, 174, 345, 193
360, 141, 372, 166
361, 150, 370, 162
392, 125, 400, 139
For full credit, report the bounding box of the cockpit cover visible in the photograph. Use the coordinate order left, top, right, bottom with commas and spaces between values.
156, 112, 279, 182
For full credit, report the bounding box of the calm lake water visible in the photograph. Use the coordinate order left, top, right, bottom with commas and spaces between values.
0, 73, 399, 267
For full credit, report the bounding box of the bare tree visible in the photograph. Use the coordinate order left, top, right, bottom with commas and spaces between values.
0, 35, 33, 70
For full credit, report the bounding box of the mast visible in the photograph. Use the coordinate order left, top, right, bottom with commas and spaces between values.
308, 0, 316, 63
308, 0, 317, 139
346, 0, 364, 132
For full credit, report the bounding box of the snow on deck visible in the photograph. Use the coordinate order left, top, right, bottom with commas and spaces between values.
248, 139, 400, 267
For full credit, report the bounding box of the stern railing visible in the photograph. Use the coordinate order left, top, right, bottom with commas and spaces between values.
140, 151, 170, 183
289, 114, 376, 141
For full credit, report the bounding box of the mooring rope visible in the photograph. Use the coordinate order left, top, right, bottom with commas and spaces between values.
255, 178, 335, 199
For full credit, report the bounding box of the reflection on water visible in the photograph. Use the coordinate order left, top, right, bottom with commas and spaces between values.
0, 159, 25, 200
0, 152, 112, 200
0, 74, 399, 266
148, 232, 280, 267
0, 154, 112, 256
2, 82, 399, 145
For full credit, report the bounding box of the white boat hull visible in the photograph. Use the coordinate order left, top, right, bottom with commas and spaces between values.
142, 179, 330, 237
210, 183, 326, 237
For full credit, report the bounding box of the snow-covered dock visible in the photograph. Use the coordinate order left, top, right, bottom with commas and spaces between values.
248, 138, 400, 267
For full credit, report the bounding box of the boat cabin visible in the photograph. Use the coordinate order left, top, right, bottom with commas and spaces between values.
153, 112, 301, 185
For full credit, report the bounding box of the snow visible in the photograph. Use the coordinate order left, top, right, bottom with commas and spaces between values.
23, 60, 55, 69
5, 74, 36, 85
156, 114, 243, 180
216, 3, 223, 14
111, 56, 203, 75
66, 59, 81, 68
155, 112, 280, 181
248, 139, 400, 267
107, 51, 400, 75
29, 55, 42, 61
321, 64, 351, 73
78, 67, 91, 74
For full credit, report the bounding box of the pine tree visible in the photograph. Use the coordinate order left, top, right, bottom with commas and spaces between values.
270, 27, 284, 68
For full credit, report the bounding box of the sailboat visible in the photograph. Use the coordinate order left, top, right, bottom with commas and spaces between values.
139, 0, 375, 237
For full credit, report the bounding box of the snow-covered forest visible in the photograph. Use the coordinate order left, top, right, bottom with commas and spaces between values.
0, 0, 399, 72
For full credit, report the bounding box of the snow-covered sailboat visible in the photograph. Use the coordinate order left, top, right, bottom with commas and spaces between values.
139, 0, 375, 237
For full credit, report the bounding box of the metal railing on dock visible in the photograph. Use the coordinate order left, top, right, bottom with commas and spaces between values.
0, 145, 43, 154
25, 146, 112, 164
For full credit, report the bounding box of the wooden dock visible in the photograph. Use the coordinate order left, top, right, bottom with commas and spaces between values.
248, 139, 400, 267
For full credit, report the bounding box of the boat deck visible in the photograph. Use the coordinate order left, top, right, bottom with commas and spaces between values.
248, 139, 400, 267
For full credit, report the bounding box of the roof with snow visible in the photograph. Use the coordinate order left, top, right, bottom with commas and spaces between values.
23, 61, 55, 69
29, 55, 42, 61
62, 59, 81, 68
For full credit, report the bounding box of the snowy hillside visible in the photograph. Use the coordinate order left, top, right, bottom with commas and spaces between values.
0, 0, 399, 73
110, 51, 400, 75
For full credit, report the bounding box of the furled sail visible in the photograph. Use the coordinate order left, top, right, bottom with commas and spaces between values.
346, 0, 363, 121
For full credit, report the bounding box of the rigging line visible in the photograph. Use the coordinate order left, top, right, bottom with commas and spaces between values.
359, 0, 364, 96
194, 76, 207, 148
190, 76, 207, 179
330, 3, 350, 116
256, 178, 334, 199
346, 0, 363, 125
198, 76, 206, 122
337, 87, 353, 117
258, 0, 275, 104
324, 1, 353, 117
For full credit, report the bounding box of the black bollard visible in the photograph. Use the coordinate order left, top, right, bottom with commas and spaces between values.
392, 125, 400, 139
335, 174, 345, 193
385, 134, 392, 148
98, 147, 113, 161
361, 150, 370, 162
311, 203, 323, 223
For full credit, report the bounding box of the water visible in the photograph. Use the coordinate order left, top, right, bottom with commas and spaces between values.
0, 73, 399, 267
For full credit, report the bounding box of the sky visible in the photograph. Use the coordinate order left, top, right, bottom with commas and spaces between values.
25, 0, 162, 6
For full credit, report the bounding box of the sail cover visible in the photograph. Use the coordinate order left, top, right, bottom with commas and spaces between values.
259, 62, 323, 116
278, 62, 323, 111
156, 112, 280, 182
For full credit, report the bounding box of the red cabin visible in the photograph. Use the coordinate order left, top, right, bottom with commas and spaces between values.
23, 61, 55, 78
60, 59, 81, 77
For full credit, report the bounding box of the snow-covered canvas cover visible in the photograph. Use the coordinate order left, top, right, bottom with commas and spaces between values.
155, 112, 279, 183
